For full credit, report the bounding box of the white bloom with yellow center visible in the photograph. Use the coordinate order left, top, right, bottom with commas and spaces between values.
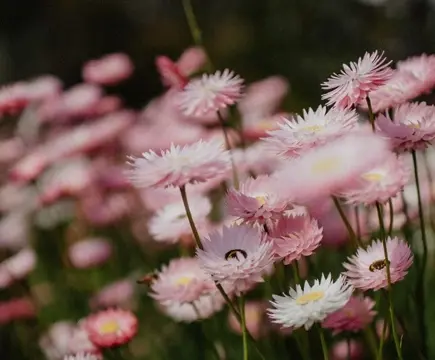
268, 274, 353, 330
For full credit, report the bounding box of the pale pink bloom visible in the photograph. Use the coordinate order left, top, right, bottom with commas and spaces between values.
127, 139, 231, 188
84, 308, 138, 348
93, 162, 131, 191
273, 131, 390, 203
0, 297, 35, 324
322, 51, 393, 109
331, 340, 363, 360
26, 75, 63, 102
179, 69, 243, 117
243, 114, 283, 140
82, 53, 134, 85
151, 257, 216, 305
68, 323, 100, 356
90, 279, 134, 309
197, 225, 274, 295
64, 354, 101, 360
344, 237, 413, 291
340, 154, 411, 205
264, 106, 359, 157
396, 54, 435, 95
322, 295, 376, 333
269, 216, 323, 265
0, 248, 36, 288
177, 47, 207, 76
0, 137, 25, 164
228, 301, 267, 339
0, 83, 31, 117
148, 196, 211, 243
377, 102, 435, 151
39, 321, 77, 360
156, 56, 189, 89
90, 95, 123, 117
0, 212, 30, 250
160, 292, 225, 322
9, 149, 48, 183
68, 238, 112, 269
0, 183, 37, 213
80, 192, 130, 226
368, 207, 406, 233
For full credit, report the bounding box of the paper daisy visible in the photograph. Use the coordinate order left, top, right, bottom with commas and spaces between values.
396, 54, 435, 95
268, 274, 353, 330
84, 308, 138, 348
179, 69, 244, 117
264, 106, 358, 157
322, 51, 393, 109
127, 139, 231, 188
196, 225, 274, 294
343, 237, 413, 291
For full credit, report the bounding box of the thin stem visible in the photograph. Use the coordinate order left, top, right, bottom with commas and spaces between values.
294, 330, 310, 360
388, 198, 394, 235
332, 196, 361, 247
376, 320, 387, 360
217, 110, 239, 189
292, 262, 300, 284
363, 327, 378, 359
317, 324, 329, 360
239, 296, 248, 360
179, 185, 203, 249
411, 149, 428, 358
366, 95, 375, 131
375, 202, 403, 360
354, 206, 362, 241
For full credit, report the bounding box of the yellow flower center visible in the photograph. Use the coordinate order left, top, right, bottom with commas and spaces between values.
295, 291, 325, 305
361, 172, 384, 182
301, 125, 323, 133
99, 320, 120, 334
176, 276, 193, 286
311, 157, 341, 174
255, 196, 267, 206
407, 123, 420, 129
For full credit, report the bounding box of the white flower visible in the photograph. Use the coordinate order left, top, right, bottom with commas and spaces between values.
64, 354, 100, 360
268, 274, 353, 330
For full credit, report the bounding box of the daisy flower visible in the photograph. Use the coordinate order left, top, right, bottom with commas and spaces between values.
322, 51, 393, 109
82, 53, 134, 85
150, 257, 216, 305
343, 237, 413, 291
127, 139, 231, 188
268, 274, 353, 330
396, 54, 435, 95
377, 102, 435, 151
148, 195, 211, 243
84, 308, 138, 348
196, 225, 274, 295
264, 106, 359, 157
179, 69, 244, 117
273, 131, 390, 203
322, 295, 376, 333
340, 154, 411, 205
269, 215, 323, 265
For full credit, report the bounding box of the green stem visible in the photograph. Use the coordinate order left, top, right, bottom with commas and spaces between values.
217, 110, 239, 189
411, 149, 428, 358
179, 185, 203, 249
332, 196, 361, 247
376, 320, 387, 360
375, 202, 403, 360
239, 296, 249, 360
388, 198, 394, 235
354, 206, 362, 241
317, 324, 329, 360
366, 95, 375, 131
363, 327, 378, 359
292, 262, 300, 284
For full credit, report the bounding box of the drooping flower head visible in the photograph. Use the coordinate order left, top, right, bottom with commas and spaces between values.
84, 308, 138, 348
127, 139, 231, 188
322, 51, 393, 109
340, 154, 411, 205
377, 102, 435, 151
322, 295, 376, 333
196, 225, 274, 294
268, 274, 353, 330
343, 237, 413, 291
179, 69, 243, 117
264, 106, 359, 157
269, 215, 323, 265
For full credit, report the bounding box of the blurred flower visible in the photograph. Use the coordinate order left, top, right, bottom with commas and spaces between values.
148, 196, 211, 243
265, 106, 358, 157
344, 237, 413, 291
0, 137, 25, 164
331, 340, 363, 360
68, 238, 112, 269
179, 69, 243, 117
197, 225, 274, 294
35, 200, 76, 229
82, 53, 134, 85
396, 54, 435, 95
90, 279, 135, 309
127, 139, 231, 188
64, 354, 101, 360
268, 274, 353, 330
0, 211, 30, 249
156, 56, 188, 89
84, 308, 138, 348
68, 323, 100, 356
322, 51, 393, 109
228, 301, 267, 339
0, 297, 35, 324
322, 295, 376, 333
269, 215, 323, 265
0, 248, 36, 288
0, 82, 32, 117
39, 321, 77, 360
377, 102, 435, 151
0, 183, 37, 212
25, 75, 63, 102
177, 47, 207, 76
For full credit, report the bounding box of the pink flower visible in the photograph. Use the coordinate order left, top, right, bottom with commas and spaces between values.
0, 137, 24, 164
68, 323, 100, 356
151, 257, 216, 305
9, 149, 48, 183
0, 248, 36, 288
322, 51, 393, 109
90, 279, 135, 309
84, 308, 138, 348
226, 175, 294, 226
26, 75, 63, 102
197, 225, 274, 295
269, 216, 323, 265
68, 238, 112, 269
340, 154, 411, 205
0, 297, 35, 324
39, 321, 77, 360
396, 54, 435, 95
148, 196, 211, 243
0, 83, 31, 117
127, 139, 231, 188
377, 102, 435, 151
273, 131, 390, 203
322, 295, 376, 333
228, 301, 267, 339
179, 69, 244, 117
331, 340, 363, 360
264, 106, 358, 157
177, 47, 207, 76
82, 53, 134, 85
343, 237, 413, 291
